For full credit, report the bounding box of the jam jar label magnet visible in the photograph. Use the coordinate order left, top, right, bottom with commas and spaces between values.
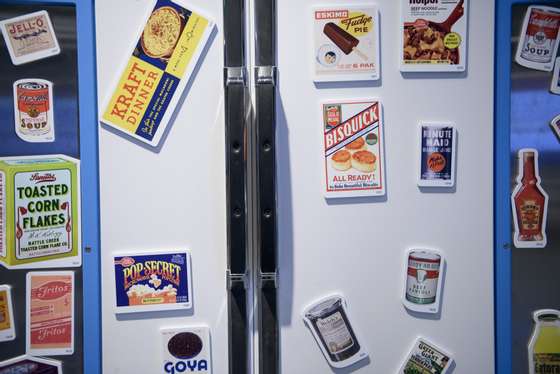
399, 337, 454, 374
418, 124, 457, 187
313, 5, 380, 82
161, 326, 211, 373
402, 249, 445, 314
0, 285, 15, 342
303, 294, 369, 369
113, 250, 193, 313
13, 79, 55, 143
0, 10, 60, 66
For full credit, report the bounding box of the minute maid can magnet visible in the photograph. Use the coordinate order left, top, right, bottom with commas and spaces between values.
113, 250, 193, 313
418, 124, 457, 188
100, 0, 215, 148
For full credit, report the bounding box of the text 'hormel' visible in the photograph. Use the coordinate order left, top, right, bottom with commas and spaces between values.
325, 103, 379, 150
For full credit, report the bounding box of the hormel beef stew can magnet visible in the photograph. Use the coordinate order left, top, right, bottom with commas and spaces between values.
515, 5, 560, 72
113, 250, 192, 313
402, 249, 445, 314
322, 100, 385, 199
161, 326, 211, 373
13, 79, 55, 143
303, 295, 369, 368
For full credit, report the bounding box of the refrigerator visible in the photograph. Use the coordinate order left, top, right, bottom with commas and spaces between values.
94, 0, 496, 373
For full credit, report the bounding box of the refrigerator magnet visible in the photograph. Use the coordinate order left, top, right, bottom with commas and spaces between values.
528, 309, 560, 374
515, 6, 560, 72
313, 5, 380, 82
511, 149, 549, 248
399, 337, 454, 374
161, 326, 211, 373
100, 0, 215, 148
26, 271, 74, 356
418, 124, 456, 188
551, 114, 560, 141
0, 10, 61, 65
551, 58, 560, 94
322, 100, 385, 199
401, 0, 467, 73
113, 250, 193, 314
13, 79, 55, 143
402, 249, 445, 314
302, 294, 369, 369
0, 355, 62, 373
0, 285, 15, 342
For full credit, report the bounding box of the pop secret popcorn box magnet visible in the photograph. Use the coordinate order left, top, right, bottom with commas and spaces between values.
113, 250, 193, 313
100, 0, 215, 147
0, 155, 81, 269
322, 100, 385, 199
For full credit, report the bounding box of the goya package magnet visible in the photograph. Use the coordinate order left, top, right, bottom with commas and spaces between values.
0, 10, 61, 66
161, 326, 211, 373
322, 100, 385, 198
113, 250, 193, 313
418, 124, 456, 187
0, 155, 81, 269
101, 0, 215, 147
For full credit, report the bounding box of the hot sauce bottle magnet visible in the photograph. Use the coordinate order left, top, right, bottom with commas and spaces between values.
0, 10, 61, 66
26, 271, 74, 356
401, 0, 467, 72
0, 355, 62, 374
516, 6, 560, 72
303, 295, 369, 369
13, 79, 55, 143
511, 149, 549, 248
113, 250, 193, 313
418, 124, 456, 188
528, 309, 560, 374
161, 326, 212, 373
322, 100, 385, 199
399, 337, 454, 374
313, 5, 380, 82
0, 285, 15, 342
402, 249, 445, 315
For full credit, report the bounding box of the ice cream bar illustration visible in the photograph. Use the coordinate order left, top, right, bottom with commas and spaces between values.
323, 22, 367, 61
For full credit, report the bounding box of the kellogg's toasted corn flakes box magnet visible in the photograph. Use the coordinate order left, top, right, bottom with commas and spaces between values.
0, 285, 15, 342
0, 155, 81, 269
401, 0, 468, 72
0, 10, 61, 66
113, 250, 193, 313
100, 0, 215, 147
322, 100, 385, 199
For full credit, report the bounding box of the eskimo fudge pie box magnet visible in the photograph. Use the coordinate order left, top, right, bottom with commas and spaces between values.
0, 155, 81, 269
100, 0, 215, 147
0, 10, 61, 65
113, 250, 193, 313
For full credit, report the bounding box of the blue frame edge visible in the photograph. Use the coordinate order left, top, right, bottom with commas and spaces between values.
11, 0, 102, 373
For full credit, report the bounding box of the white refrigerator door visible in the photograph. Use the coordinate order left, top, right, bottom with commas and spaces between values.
275, 0, 495, 373
96, 0, 228, 372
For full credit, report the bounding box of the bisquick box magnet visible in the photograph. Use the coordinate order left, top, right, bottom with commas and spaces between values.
161, 326, 212, 373
0, 10, 61, 65
100, 0, 215, 148
113, 250, 193, 313
0, 155, 81, 269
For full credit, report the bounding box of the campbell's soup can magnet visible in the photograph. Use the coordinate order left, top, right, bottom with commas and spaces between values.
402, 249, 445, 314
516, 6, 560, 72
13, 79, 55, 143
